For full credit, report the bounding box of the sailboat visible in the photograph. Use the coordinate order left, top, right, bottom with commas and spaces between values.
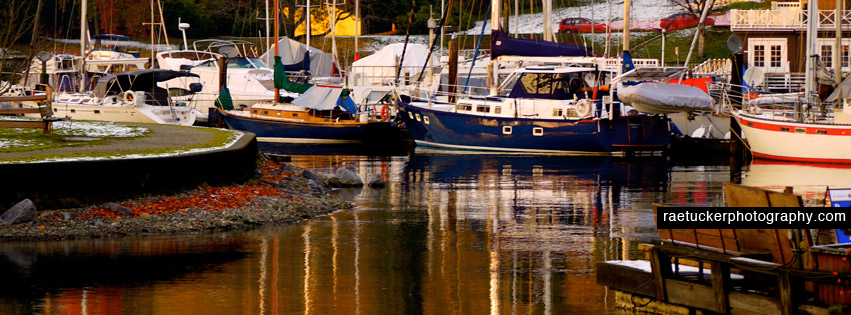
394, 0, 672, 155
213, 0, 394, 143
730, 0, 851, 163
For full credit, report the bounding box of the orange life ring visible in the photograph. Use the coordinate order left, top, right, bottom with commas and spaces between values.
380, 105, 389, 122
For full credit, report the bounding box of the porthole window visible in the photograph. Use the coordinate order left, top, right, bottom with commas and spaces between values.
415, 113, 422, 122
533, 127, 544, 136
423, 116, 430, 124
408, 111, 414, 119
503, 126, 512, 134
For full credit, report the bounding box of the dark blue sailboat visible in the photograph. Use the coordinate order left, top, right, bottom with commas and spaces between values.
397, 65, 671, 155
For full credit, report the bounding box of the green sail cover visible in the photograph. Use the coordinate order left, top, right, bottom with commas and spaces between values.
215, 87, 234, 110
274, 56, 312, 94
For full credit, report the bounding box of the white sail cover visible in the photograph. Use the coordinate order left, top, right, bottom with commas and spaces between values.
261, 37, 339, 77
349, 43, 430, 85
618, 82, 713, 114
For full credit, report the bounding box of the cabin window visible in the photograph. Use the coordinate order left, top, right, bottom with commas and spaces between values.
795, 128, 806, 134
817, 129, 827, 134
779, 127, 790, 132
494, 106, 502, 114
533, 127, 544, 136
70, 109, 76, 113
519, 73, 554, 95
456, 103, 472, 111
252, 109, 258, 114
293, 113, 298, 117
415, 113, 421, 122
553, 108, 563, 117
276, 112, 281, 116
94, 110, 100, 114
476, 105, 489, 113
423, 116, 430, 124
263, 110, 269, 115
503, 126, 512, 134
822, 45, 833, 68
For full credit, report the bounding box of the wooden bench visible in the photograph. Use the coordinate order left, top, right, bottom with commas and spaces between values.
0, 86, 61, 133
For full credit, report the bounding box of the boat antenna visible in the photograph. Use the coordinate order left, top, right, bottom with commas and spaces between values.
415, 0, 456, 83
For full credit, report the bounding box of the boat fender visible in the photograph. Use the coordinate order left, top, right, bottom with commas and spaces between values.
574, 99, 593, 117
123, 91, 135, 104
381, 105, 390, 122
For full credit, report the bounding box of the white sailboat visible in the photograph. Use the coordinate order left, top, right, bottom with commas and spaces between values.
730, 0, 851, 163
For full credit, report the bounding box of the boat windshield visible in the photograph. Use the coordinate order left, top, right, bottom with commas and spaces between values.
227, 58, 269, 69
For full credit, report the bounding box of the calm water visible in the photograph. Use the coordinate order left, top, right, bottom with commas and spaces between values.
0, 145, 738, 315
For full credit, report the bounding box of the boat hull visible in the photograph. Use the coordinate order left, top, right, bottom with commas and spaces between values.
398, 100, 671, 155
218, 109, 393, 143
50, 103, 196, 126
733, 111, 851, 163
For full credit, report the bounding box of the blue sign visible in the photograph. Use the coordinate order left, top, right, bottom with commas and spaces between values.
827, 188, 851, 243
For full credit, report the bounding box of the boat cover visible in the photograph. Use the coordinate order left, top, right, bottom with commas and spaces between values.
261, 37, 339, 77
618, 82, 713, 114
349, 43, 430, 85
291, 86, 357, 114
490, 30, 589, 59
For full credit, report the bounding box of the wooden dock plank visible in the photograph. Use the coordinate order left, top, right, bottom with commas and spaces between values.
729, 291, 782, 315
595, 262, 656, 297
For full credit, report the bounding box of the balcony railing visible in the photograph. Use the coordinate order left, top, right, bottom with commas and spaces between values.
731, 8, 851, 31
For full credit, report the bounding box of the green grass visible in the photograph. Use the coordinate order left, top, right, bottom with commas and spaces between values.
0, 122, 148, 153
0, 122, 239, 164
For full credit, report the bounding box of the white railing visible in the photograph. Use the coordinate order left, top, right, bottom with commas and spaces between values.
693, 58, 731, 76
732, 8, 851, 31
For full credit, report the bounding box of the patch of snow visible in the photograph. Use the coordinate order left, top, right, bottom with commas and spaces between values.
0, 139, 36, 149
52, 121, 148, 138
464, 0, 684, 34
45, 37, 178, 52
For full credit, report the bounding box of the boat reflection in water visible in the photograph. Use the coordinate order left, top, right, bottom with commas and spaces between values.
742, 159, 851, 204
0, 149, 732, 314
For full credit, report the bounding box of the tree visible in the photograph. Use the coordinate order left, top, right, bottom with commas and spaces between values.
0, 0, 39, 95
669, 0, 712, 59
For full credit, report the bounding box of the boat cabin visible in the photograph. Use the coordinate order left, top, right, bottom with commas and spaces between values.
499, 66, 612, 100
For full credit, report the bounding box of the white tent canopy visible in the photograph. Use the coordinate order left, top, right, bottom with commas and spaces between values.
291, 86, 342, 111
349, 43, 431, 85
260, 37, 339, 77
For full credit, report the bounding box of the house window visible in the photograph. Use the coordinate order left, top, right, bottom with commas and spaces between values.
770, 45, 782, 68
843, 45, 849, 68
821, 45, 833, 68
753, 45, 765, 67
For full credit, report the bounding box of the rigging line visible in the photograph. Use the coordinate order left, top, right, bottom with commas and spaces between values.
415, 0, 457, 83
395, 0, 417, 81
463, 1, 491, 90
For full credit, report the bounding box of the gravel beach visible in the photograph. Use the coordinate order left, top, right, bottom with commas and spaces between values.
0, 158, 351, 241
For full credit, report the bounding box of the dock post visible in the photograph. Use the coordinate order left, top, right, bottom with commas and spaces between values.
649, 247, 672, 301
710, 261, 730, 313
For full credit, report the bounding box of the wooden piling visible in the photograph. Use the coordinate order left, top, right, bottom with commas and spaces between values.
448, 40, 458, 103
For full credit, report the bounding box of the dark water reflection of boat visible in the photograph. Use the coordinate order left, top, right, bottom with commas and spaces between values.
742, 159, 851, 204
0, 146, 733, 314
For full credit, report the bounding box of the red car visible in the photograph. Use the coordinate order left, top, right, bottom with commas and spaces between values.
659, 13, 699, 31
558, 18, 608, 33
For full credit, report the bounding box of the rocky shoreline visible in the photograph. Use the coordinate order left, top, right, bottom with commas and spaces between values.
0, 157, 352, 241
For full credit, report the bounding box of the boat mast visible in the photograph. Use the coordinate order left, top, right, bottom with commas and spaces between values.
622, 0, 630, 55
306, 0, 311, 48
80, 0, 87, 93
266, 0, 271, 66
805, 0, 817, 108
489, 0, 501, 95
275, 0, 280, 102
355, 0, 360, 60
543, 0, 552, 41
835, 0, 842, 86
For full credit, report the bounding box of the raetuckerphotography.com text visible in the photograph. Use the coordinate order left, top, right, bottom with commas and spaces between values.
656, 207, 849, 229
